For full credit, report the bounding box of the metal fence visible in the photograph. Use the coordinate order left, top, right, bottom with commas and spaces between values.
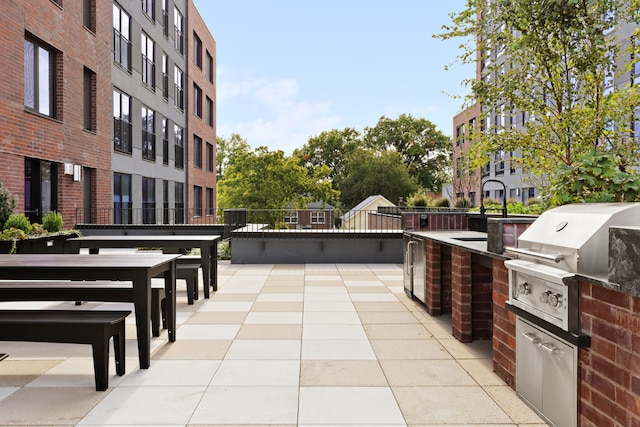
75, 207, 411, 232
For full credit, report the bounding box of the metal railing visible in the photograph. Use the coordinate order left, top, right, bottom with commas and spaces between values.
74, 207, 407, 232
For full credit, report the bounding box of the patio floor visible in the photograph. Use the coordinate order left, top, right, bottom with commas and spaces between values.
0, 262, 548, 426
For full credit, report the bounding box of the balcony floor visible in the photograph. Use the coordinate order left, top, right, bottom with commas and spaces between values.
0, 261, 548, 426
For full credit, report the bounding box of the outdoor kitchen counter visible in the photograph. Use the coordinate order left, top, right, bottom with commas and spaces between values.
404, 230, 504, 258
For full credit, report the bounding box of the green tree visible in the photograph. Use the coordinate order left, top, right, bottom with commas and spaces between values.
363, 114, 451, 192
437, 0, 640, 200
216, 133, 251, 182
293, 128, 361, 183
339, 149, 418, 208
217, 146, 339, 211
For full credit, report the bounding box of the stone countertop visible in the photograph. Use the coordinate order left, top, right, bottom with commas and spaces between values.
405, 228, 640, 299
605, 226, 640, 297
404, 230, 506, 259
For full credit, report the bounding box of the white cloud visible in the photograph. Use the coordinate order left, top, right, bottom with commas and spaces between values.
217, 75, 341, 153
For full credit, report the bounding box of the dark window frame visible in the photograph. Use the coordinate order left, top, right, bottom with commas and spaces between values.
141, 105, 156, 161
24, 36, 57, 118
113, 4, 132, 71
113, 89, 132, 154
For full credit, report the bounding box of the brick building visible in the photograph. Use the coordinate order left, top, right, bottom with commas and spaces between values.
0, 0, 216, 228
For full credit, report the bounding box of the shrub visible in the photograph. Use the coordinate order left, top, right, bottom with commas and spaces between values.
42, 211, 63, 233
482, 197, 500, 206
4, 214, 31, 233
454, 197, 472, 208
407, 193, 429, 207
0, 183, 16, 228
432, 197, 451, 208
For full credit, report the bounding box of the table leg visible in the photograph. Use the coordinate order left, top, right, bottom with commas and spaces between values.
163, 260, 176, 342
132, 272, 152, 369
200, 243, 211, 298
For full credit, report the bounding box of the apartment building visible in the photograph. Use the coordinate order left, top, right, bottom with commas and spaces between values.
186, 2, 217, 224
0, 0, 216, 228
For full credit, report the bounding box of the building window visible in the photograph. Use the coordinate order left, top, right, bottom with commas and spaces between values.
194, 186, 202, 217
174, 6, 184, 54
495, 150, 505, 175
142, 177, 156, 224
161, 0, 169, 37
162, 53, 168, 100
206, 51, 214, 83
175, 182, 184, 224
311, 211, 325, 224
141, 32, 155, 89
83, 0, 96, 32
162, 118, 169, 165
206, 142, 214, 172
163, 180, 169, 224
284, 211, 298, 224
24, 159, 57, 225
194, 84, 202, 117
142, 0, 155, 20
142, 105, 156, 160
83, 67, 96, 131
193, 135, 202, 168
113, 4, 131, 71
174, 66, 184, 110
206, 96, 213, 126
456, 125, 464, 145
174, 124, 184, 169
206, 187, 214, 215
194, 32, 202, 68
113, 172, 132, 224
24, 37, 56, 117
113, 89, 132, 154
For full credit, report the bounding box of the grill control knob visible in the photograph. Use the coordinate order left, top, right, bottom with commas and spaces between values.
517, 282, 530, 295
548, 292, 563, 308
541, 290, 553, 304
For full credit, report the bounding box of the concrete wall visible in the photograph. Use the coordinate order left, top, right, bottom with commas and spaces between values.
231, 236, 403, 264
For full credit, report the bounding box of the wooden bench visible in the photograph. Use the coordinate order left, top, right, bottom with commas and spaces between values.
0, 309, 130, 391
176, 255, 201, 304
0, 281, 167, 337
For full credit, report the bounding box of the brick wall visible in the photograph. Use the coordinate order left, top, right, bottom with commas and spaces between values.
492, 258, 516, 388
472, 262, 493, 339
1, 1, 112, 229
186, 2, 216, 224
424, 240, 442, 315
452, 247, 473, 342
580, 281, 640, 427
404, 212, 469, 231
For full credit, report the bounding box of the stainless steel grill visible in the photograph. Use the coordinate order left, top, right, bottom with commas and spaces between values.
505, 202, 640, 331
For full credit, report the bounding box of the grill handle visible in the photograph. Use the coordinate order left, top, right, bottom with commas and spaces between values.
504, 247, 564, 263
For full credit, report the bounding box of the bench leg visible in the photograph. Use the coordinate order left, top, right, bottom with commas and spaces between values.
151, 289, 161, 337
113, 332, 126, 376
91, 337, 109, 391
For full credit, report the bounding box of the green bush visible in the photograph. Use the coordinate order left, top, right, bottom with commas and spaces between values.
407, 193, 429, 207
42, 211, 63, 233
453, 197, 472, 208
217, 240, 231, 260
4, 214, 31, 233
0, 183, 16, 228
432, 197, 451, 208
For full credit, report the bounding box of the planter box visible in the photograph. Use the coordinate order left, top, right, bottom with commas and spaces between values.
0, 232, 81, 254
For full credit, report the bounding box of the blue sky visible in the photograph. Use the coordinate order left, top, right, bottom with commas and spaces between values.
193, 1, 474, 154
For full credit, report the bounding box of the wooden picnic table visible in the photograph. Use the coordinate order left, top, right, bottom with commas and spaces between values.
0, 253, 178, 369
68, 235, 220, 295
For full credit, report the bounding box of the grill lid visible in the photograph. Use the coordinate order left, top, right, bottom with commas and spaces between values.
512, 203, 640, 277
